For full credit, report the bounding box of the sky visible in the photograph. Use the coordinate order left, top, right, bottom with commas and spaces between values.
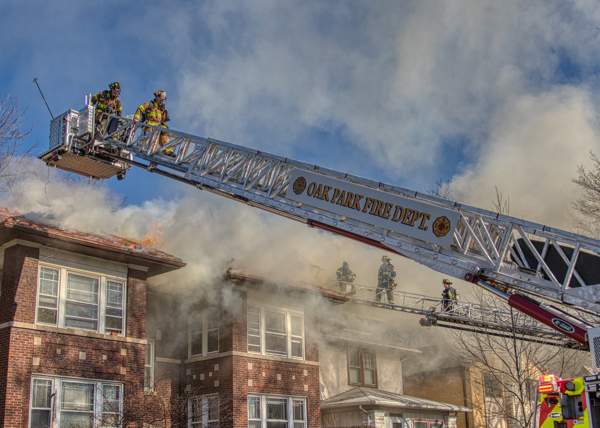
3, 1, 600, 342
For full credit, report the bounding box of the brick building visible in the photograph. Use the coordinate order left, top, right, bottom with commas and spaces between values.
0, 207, 470, 427
0, 209, 185, 427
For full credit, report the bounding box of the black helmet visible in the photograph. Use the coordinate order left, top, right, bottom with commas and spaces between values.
443, 279, 452, 285
382, 255, 391, 262
109, 82, 121, 93
343, 261, 349, 268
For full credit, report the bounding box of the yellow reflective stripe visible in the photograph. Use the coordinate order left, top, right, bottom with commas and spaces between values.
138, 106, 146, 113
116, 106, 122, 112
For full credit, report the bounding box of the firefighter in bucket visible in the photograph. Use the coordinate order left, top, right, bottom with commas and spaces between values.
376, 256, 396, 304
134, 91, 174, 157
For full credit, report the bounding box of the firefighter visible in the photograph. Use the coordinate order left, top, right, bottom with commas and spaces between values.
376, 256, 396, 304
441, 279, 456, 312
90, 82, 123, 125
336, 261, 356, 295
133, 91, 174, 157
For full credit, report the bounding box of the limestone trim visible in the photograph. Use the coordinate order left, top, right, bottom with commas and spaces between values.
0, 321, 147, 344
184, 350, 319, 366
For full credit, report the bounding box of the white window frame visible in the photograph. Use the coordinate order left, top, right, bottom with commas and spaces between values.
189, 393, 220, 428
29, 375, 123, 428
247, 305, 305, 360
145, 340, 155, 391
35, 264, 127, 336
188, 309, 220, 358
247, 394, 307, 428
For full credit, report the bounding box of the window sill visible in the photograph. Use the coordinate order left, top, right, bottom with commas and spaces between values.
0, 321, 146, 344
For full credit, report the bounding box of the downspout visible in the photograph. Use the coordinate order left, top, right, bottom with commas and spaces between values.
359, 405, 371, 427
461, 366, 470, 428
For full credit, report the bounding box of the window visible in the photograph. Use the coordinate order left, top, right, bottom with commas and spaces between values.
247, 306, 304, 359
247, 395, 306, 428
35, 265, 126, 335
189, 309, 219, 357
484, 372, 504, 398
347, 349, 377, 387
189, 394, 219, 428
413, 420, 443, 428
29, 376, 122, 428
145, 341, 155, 391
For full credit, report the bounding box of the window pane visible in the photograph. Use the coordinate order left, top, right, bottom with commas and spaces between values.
102, 385, 120, 414
32, 379, 53, 409
291, 315, 302, 336
191, 399, 202, 423
291, 338, 303, 358
60, 411, 93, 427
265, 312, 286, 334
267, 398, 287, 420
37, 307, 57, 325
248, 396, 261, 419
30, 409, 51, 427
349, 367, 361, 384
364, 369, 375, 386
208, 396, 219, 420
62, 382, 94, 411
39, 268, 59, 296
414, 422, 428, 428
106, 281, 123, 307
362, 352, 374, 369
293, 400, 305, 421
65, 302, 98, 320
265, 334, 287, 355
267, 423, 287, 428
430, 423, 443, 428
208, 329, 219, 353
348, 350, 360, 367
38, 295, 58, 309
105, 316, 123, 332
67, 274, 99, 304
249, 422, 261, 428
207, 310, 219, 330
191, 333, 203, 356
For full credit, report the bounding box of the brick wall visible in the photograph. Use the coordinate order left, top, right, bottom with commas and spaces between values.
404, 366, 475, 428
127, 268, 148, 339
0, 252, 150, 427
0, 245, 39, 324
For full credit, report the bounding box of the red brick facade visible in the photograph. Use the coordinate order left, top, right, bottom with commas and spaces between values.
0, 227, 182, 427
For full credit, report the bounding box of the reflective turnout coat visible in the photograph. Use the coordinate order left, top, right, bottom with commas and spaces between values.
90, 91, 122, 120
336, 267, 356, 283
378, 263, 396, 286
134, 100, 170, 127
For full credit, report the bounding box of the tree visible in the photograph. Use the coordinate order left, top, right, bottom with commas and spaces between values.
572, 151, 600, 239
0, 92, 38, 196
448, 290, 588, 428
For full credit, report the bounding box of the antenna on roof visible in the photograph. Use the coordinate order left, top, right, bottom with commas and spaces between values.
33, 78, 54, 119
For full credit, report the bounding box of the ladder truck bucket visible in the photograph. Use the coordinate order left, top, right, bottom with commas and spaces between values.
38, 107, 131, 179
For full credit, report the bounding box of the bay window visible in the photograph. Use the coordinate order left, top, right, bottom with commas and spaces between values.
35, 265, 126, 336
247, 306, 304, 359
247, 395, 306, 428
29, 376, 122, 428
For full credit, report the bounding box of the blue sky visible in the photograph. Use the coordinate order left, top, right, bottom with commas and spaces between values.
3, 0, 600, 228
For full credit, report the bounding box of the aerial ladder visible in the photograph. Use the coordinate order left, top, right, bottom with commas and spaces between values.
39, 105, 600, 361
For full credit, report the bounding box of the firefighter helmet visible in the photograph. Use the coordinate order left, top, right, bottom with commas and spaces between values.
382, 255, 391, 262
443, 279, 452, 285
109, 82, 121, 93
343, 261, 349, 268
155, 91, 167, 101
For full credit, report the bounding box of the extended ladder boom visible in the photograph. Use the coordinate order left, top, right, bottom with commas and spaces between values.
40, 108, 600, 325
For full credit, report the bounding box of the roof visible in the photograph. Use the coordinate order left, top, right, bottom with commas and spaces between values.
225, 269, 348, 303
0, 208, 186, 277
321, 387, 471, 413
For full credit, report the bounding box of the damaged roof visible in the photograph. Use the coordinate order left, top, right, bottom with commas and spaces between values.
225, 268, 348, 304
321, 387, 471, 412
0, 208, 185, 277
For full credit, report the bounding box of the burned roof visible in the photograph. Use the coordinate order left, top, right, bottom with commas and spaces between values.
0, 207, 185, 277
225, 268, 348, 304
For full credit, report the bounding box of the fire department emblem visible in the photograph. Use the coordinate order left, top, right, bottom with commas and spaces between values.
432, 216, 451, 237
293, 176, 307, 195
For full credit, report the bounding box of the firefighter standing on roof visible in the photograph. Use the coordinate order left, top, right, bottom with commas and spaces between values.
441, 279, 456, 312
90, 82, 122, 125
133, 91, 174, 157
376, 256, 396, 304
336, 262, 356, 295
